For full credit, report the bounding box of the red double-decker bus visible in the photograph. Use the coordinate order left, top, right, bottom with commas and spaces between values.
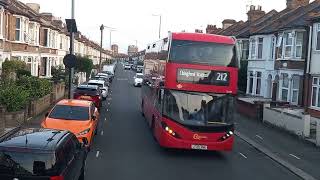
141, 32, 238, 151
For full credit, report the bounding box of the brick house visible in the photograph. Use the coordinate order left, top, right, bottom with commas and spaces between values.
0, 0, 111, 77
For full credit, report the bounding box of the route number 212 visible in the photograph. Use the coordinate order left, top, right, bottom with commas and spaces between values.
216, 73, 228, 81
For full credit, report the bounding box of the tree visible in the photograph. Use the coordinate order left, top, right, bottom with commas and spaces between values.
75, 56, 94, 78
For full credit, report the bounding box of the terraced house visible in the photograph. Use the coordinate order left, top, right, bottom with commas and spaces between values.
0, 0, 112, 77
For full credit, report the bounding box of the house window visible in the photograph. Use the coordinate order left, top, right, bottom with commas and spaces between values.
241, 40, 249, 60
44, 29, 48, 47
311, 77, 320, 108
284, 32, 293, 58
258, 38, 263, 59
316, 24, 320, 51
0, 7, 3, 37
249, 72, 254, 94
271, 37, 276, 60
291, 76, 300, 104
28, 23, 34, 44
281, 73, 289, 101
60, 35, 63, 49
250, 39, 256, 59
295, 32, 303, 58
15, 18, 21, 41
256, 72, 262, 95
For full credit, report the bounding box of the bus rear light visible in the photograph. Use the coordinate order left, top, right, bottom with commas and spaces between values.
218, 131, 234, 141
50, 176, 64, 180
161, 122, 181, 139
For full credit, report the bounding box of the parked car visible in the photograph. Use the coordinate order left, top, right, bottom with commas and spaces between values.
87, 79, 108, 99
42, 99, 99, 148
93, 75, 111, 85
0, 127, 87, 180
136, 65, 144, 73
124, 63, 131, 70
74, 84, 103, 108
99, 72, 114, 82
133, 73, 144, 87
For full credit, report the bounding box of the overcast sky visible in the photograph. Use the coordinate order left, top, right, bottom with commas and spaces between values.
20, 0, 295, 53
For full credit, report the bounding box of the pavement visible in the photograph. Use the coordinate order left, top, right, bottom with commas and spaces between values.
80, 65, 302, 180
235, 113, 320, 180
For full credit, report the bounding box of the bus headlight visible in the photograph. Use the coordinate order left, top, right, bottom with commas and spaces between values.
218, 131, 234, 141
161, 121, 181, 139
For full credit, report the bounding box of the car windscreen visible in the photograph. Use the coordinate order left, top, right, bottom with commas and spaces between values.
0, 151, 55, 176
49, 105, 89, 120
163, 90, 234, 126
75, 88, 99, 96
88, 83, 103, 88
169, 40, 237, 67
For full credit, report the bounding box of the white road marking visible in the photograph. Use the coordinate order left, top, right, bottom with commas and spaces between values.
239, 152, 248, 159
107, 109, 109, 112
96, 151, 100, 158
289, 154, 301, 160
255, 135, 263, 140
101, 131, 104, 136
105, 118, 107, 121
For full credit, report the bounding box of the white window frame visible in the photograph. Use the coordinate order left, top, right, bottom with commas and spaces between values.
250, 39, 256, 59
248, 71, 254, 94
0, 6, 4, 38
256, 72, 262, 95
15, 17, 22, 42
284, 32, 294, 58
315, 24, 320, 51
291, 76, 300, 104
281, 73, 290, 102
311, 77, 320, 109
257, 38, 263, 59
271, 36, 276, 60
294, 31, 303, 59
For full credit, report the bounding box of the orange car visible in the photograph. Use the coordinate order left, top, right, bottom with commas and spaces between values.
41, 99, 99, 147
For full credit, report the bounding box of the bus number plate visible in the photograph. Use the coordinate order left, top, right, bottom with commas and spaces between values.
191, 145, 208, 150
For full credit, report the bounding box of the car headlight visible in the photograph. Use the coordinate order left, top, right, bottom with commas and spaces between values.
77, 128, 91, 136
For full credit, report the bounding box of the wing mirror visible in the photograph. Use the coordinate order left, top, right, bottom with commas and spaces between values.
92, 115, 97, 121
45, 112, 49, 117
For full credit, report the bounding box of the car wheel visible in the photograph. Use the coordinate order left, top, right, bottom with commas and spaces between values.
78, 166, 85, 180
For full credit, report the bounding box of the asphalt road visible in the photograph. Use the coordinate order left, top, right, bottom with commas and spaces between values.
85, 65, 301, 180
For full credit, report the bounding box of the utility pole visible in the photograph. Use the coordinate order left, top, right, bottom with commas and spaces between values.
99, 24, 104, 73
69, 0, 75, 99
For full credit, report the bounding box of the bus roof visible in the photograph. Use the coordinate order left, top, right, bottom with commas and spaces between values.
171, 32, 235, 45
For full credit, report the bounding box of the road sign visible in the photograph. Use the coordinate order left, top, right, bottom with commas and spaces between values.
63, 54, 77, 68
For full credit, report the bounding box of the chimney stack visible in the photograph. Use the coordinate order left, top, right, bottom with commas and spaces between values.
247, 5, 266, 22
222, 19, 237, 30
41, 13, 53, 21
26, 3, 40, 13
206, 25, 221, 34
286, 0, 310, 9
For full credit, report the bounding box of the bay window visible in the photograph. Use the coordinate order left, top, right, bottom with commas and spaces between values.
291, 76, 300, 104
256, 72, 262, 95
295, 32, 303, 58
15, 17, 21, 41
271, 36, 276, 60
281, 73, 289, 101
311, 77, 320, 108
284, 32, 293, 58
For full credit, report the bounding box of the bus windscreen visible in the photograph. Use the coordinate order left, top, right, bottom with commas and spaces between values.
169, 40, 237, 67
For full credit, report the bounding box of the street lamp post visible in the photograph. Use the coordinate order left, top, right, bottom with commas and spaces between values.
99, 25, 115, 71
152, 14, 162, 39
69, 0, 75, 99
